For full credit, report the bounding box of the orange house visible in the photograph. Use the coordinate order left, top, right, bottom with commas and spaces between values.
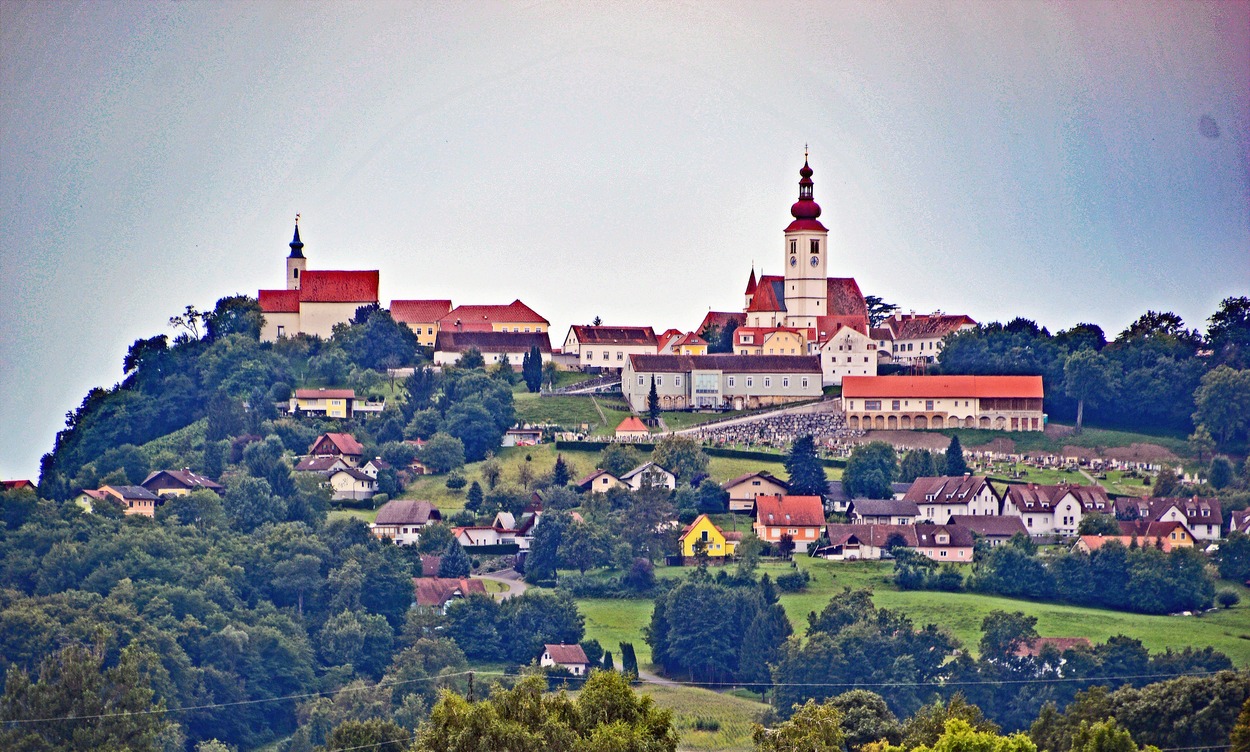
753, 494, 826, 553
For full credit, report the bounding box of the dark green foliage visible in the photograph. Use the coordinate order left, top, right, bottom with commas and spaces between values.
1218, 590, 1241, 608
1211, 456, 1235, 490
465, 481, 485, 514
524, 509, 569, 584
695, 478, 729, 514
945, 435, 969, 476
785, 434, 829, 496
333, 307, 420, 372
600, 443, 643, 477
438, 540, 472, 578
457, 347, 485, 370
968, 537, 1215, 614
825, 689, 904, 750
843, 442, 898, 499
1077, 513, 1121, 536
551, 454, 571, 487
1208, 296, 1250, 369
601, 650, 614, 671
620, 641, 639, 677
898, 448, 939, 484
421, 432, 466, 473
444, 590, 584, 664
324, 718, 408, 752
1218, 532, 1250, 582
775, 569, 811, 592
772, 587, 957, 719
1064, 349, 1119, 433
205, 294, 264, 341
522, 346, 543, 393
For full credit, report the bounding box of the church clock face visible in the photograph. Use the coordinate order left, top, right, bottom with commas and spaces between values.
790, 255, 797, 267
810, 255, 819, 267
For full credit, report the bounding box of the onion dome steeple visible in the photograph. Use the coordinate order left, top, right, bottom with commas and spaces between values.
785, 149, 828, 233
288, 214, 305, 259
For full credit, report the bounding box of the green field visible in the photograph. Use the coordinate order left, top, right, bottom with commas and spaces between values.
512, 394, 635, 437
641, 684, 767, 752
943, 425, 1189, 457
577, 559, 1250, 676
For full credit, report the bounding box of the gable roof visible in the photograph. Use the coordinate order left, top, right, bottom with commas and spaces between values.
576, 469, 621, 488
1078, 535, 1173, 552
413, 577, 486, 607
697, 311, 745, 335
141, 469, 223, 493
331, 467, 375, 483
621, 462, 672, 481
724, 472, 790, 492
825, 278, 869, 321
299, 270, 380, 303
101, 485, 161, 501
904, 476, 997, 505
1118, 519, 1189, 539
616, 416, 649, 434
824, 523, 918, 548
570, 326, 658, 346
915, 524, 976, 548
671, 332, 707, 349
843, 375, 1044, 400
439, 300, 548, 330
755, 495, 825, 527
258, 289, 300, 313
1113, 496, 1223, 525
419, 555, 442, 577
295, 455, 347, 473
1005, 483, 1111, 513
947, 515, 1029, 538
885, 313, 977, 340
679, 513, 726, 542
629, 354, 822, 374
435, 330, 552, 354
311, 432, 364, 456
746, 276, 787, 313
390, 299, 453, 324
544, 643, 590, 665
375, 499, 441, 526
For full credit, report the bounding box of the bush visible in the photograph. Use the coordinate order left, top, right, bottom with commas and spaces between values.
693, 718, 721, 732
1218, 590, 1241, 609
445, 473, 467, 490
776, 570, 811, 593
370, 493, 389, 509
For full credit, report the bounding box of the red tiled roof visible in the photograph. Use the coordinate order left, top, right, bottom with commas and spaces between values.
570, 326, 658, 347
258, 289, 300, 313
745, 269, 757, 295
824, 523, 918, 548
1118, 520, 1188, 539
419, 556, 442, 577
755, 494, 825, 527
948, 515, 1028, 537
842, 375, 1044, 399
1078, 535, 1172, 552
886, 313, 976, 341
439, 300, 548, 330
616, 416, 649, 434
435, 331, 552, 354
296, 388, 356, 400
697, 311, 745, 335
826, 278, 869, 320
390, 299, 452, 324
629, 354, 822, 374
723, 472, 789, 491
1015, 637, 1092, 658
672, 332, 707, 348
746, 277, 787, 313
2, 480, 36, 491
544, 644, 589, 665
413, 577, 486, 607
299, 270, 380, 303
311, 432, 364, 457
1005, 483, 1110, 513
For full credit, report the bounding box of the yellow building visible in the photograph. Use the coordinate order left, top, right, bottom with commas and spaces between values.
292, 388, 357, 418
678, 514, 742, 559
735, 327, 808, 356
390, 300, 453, 347
438, 300, 549, 334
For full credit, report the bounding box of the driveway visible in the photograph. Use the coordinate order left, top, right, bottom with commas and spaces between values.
473, 569, 529, 600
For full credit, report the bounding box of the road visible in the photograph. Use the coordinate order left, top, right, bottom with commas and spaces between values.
472, 569, 529, 600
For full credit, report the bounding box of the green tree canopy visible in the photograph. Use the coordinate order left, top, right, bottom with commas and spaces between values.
785, 434, 829, 496
844, 442, 898, 499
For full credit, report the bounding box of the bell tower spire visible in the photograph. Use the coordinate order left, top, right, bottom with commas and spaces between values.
782, 151, 830, 330
286, 214, 307, 290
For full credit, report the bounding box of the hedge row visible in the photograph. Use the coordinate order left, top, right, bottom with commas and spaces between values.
551, 441, 845, 469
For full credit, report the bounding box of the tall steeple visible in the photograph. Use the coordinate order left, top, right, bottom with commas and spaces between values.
288, 214, 305, 259
744, 264, 758, 308
782, 150, 830, 329
286, 214, 307, 290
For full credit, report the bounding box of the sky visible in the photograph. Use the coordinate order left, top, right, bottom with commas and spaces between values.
1, 0, 1247, 481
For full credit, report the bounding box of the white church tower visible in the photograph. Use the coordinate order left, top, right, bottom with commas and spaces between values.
286, 214, 307, 291
782, 154, 828, 330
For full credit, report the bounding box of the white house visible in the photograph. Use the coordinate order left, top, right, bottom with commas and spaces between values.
903, 476, 1001, 521
620, 462, 676, 491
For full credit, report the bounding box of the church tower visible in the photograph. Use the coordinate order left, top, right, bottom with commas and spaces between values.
286, 214, 306, 291
782, 154, 828, 330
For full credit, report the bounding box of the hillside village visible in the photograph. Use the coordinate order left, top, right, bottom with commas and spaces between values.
4, 158, 1250, 752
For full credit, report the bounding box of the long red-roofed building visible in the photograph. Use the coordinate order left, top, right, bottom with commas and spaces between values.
438, 300, 549, 333
258, 219, 380, 340
842, 375, 1045, 432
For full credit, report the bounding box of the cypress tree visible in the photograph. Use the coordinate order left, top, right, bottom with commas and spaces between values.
648, 377, 661, 424
620, 642, 639, 678
785, 434, 828, 496
601, 650, 614, 671
439, 540, 472, 578
552, 455, 571, 487
945, 435, 969, 476
466, 481, 484, 514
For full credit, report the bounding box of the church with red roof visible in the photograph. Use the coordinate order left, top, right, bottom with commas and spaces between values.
258, 217, 381, 341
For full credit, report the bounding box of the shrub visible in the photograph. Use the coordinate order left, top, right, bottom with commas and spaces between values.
776, 570, 811, 593
1218, 590, 1241, 609
693, 718, 721, 732
445, 473, 467, 490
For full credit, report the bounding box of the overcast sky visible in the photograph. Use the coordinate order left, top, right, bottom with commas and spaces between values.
2, 0, 1247, 480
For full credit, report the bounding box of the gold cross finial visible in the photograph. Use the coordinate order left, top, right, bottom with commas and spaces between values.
295, 212, 300, 226
804, 143, 809, 159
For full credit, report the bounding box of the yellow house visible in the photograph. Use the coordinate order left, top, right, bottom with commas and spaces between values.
673, 332, 708, 356
734, 327, 808, 356
291, 388, 356, 418
678, 514, 742, 559
390, 300, 453, 347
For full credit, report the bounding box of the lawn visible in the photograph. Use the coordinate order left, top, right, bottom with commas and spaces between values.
938, 425, 1189, 457
576, 558, 1250, 682
661, 410, 752, 432
513, 394, 635, 437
